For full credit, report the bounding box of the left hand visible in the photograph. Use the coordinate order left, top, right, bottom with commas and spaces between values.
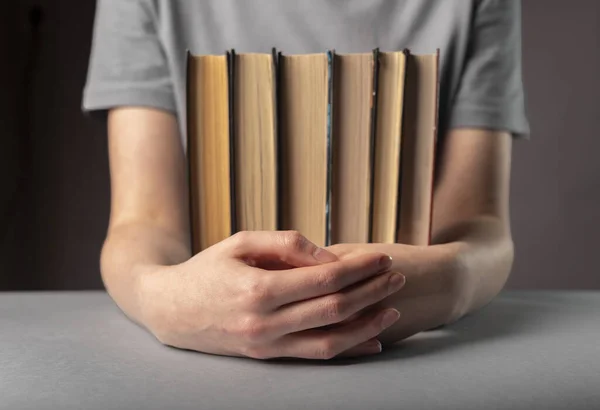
325, 242, 467, 346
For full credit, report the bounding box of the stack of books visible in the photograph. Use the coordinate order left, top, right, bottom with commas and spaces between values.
186, 48, 439, 254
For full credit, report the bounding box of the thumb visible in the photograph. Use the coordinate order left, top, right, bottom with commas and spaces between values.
227, 230, 338, 267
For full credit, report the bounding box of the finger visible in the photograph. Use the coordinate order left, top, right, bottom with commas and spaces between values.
273, 308, 401, 360
269, 252, 394, 307
227, 230, 338, 267
317, 311, 361, 330
272, 270, 405, 333
336, 338, 382, 358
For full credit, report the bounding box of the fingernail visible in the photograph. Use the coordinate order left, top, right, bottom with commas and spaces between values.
313, 247, 338, 263
388, 273, 406, 293
379, 255, 393, 269
365, 339, 382, 352
381, 309, 401, 329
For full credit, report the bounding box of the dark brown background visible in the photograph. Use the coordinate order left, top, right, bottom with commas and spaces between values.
0, 1, 596, 290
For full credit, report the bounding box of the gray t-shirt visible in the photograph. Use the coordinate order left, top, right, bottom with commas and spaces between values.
82, 0, 530, 145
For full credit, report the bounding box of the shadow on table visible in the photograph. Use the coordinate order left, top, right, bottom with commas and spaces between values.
265, 293, 556, 367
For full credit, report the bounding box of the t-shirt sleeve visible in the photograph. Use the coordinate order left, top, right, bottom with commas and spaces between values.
448, 0, 530, 138
82, 0, 175, 117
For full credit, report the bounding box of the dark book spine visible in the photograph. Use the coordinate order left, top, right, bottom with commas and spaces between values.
276, 49, 284, 232
368, 48, 380, 243
227, 49, 237, 235
272, 47, 281, 231
185, 50, 197, 254
325, 50, 335, 246
427, 48, 441, 245
394, 48, 410, 243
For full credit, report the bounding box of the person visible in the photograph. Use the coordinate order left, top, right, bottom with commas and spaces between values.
82, 0, 529, 360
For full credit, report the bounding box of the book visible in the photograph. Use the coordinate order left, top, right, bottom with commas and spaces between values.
330, 51, 376, 244
186, 52, 233, 254
371, 50, 407, 243
396, 51, 439, 245
278, 52, 330, 247
232, 51, 278, 232
186, 48, 439, 253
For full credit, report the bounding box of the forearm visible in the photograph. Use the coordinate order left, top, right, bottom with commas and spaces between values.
355, 240, 463, 344
100, 221, 191, 326
331, 215, 513, 345
361, 129, 514, 345
387, 216, 512, 339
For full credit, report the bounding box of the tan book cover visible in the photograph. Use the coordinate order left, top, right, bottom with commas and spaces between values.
279, 53, 329, 246
371, 50, 407, 243
330, 52, 374, 244
397, 50, 439, 245
233, 52, 277, 232
186, 52, 232, 253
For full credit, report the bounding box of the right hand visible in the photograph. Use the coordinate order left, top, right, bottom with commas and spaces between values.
140, 230, 405, 360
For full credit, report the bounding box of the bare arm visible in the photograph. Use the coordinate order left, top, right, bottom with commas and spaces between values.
431, 127, 514, 317
327, 128, 514, 344
101, 107, 190, 325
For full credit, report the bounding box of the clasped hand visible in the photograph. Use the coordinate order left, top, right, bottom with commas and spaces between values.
140, 230, 405, 360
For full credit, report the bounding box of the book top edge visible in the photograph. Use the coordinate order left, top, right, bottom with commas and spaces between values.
187, 49, 438, 58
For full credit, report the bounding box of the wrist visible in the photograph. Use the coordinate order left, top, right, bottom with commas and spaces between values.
443, 241, 475, 324
134, 263, 174, 334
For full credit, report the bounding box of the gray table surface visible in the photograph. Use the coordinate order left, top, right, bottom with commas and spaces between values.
1, 291, 599, 410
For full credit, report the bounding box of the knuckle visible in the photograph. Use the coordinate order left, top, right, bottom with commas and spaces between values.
230, 230, 251, 246
315, 338, 340, 360
282, 230, 307, 251
241, 276, 273, 309
316, 267, 342, 291
236, 315, 269, 342
322, 295, 348, 321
